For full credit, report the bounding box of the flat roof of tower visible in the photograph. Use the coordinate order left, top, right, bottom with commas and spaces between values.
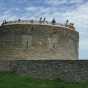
1, 20, 76, 31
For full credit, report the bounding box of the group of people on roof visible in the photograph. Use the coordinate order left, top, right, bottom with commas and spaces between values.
1, 18, 75, 30
39, 17, 56, 25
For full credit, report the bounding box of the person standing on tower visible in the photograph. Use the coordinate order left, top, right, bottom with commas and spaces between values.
65, 19, 69, 26
39, 17, 42, 23
43, 17, 46, 22
52, 18, 56, 25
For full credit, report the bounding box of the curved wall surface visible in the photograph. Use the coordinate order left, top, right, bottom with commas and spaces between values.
0, 23, 79, 60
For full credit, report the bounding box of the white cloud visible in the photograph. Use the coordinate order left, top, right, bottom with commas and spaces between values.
64, 2, 88, 23
0, 9, 18, 22
47, 0, 84, 5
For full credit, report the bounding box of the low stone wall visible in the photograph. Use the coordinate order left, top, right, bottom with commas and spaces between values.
0, 60, 16, 72
0, 60, 10, 71
0, 60, 88, 82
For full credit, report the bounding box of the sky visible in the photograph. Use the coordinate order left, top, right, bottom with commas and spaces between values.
0, 0, 88, 59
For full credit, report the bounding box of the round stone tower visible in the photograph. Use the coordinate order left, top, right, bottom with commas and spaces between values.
0, 20, 79, 60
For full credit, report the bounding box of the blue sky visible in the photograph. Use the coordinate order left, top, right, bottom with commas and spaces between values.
0, 0, 88, 59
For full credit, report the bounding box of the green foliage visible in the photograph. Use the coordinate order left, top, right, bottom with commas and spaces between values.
0, 72, 88, 88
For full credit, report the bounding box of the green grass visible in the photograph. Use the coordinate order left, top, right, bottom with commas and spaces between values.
0, 72, 88, 88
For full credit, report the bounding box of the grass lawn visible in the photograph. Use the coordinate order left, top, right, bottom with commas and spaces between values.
0, 72, 88, 88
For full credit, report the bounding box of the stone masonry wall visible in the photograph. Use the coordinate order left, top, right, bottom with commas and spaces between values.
0, 24, 79, 60
0, 60, 88, 82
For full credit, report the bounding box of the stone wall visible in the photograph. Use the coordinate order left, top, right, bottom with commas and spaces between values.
0, 60, 88, 82
0, 24, 79, 60
0, 61, 10, 71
